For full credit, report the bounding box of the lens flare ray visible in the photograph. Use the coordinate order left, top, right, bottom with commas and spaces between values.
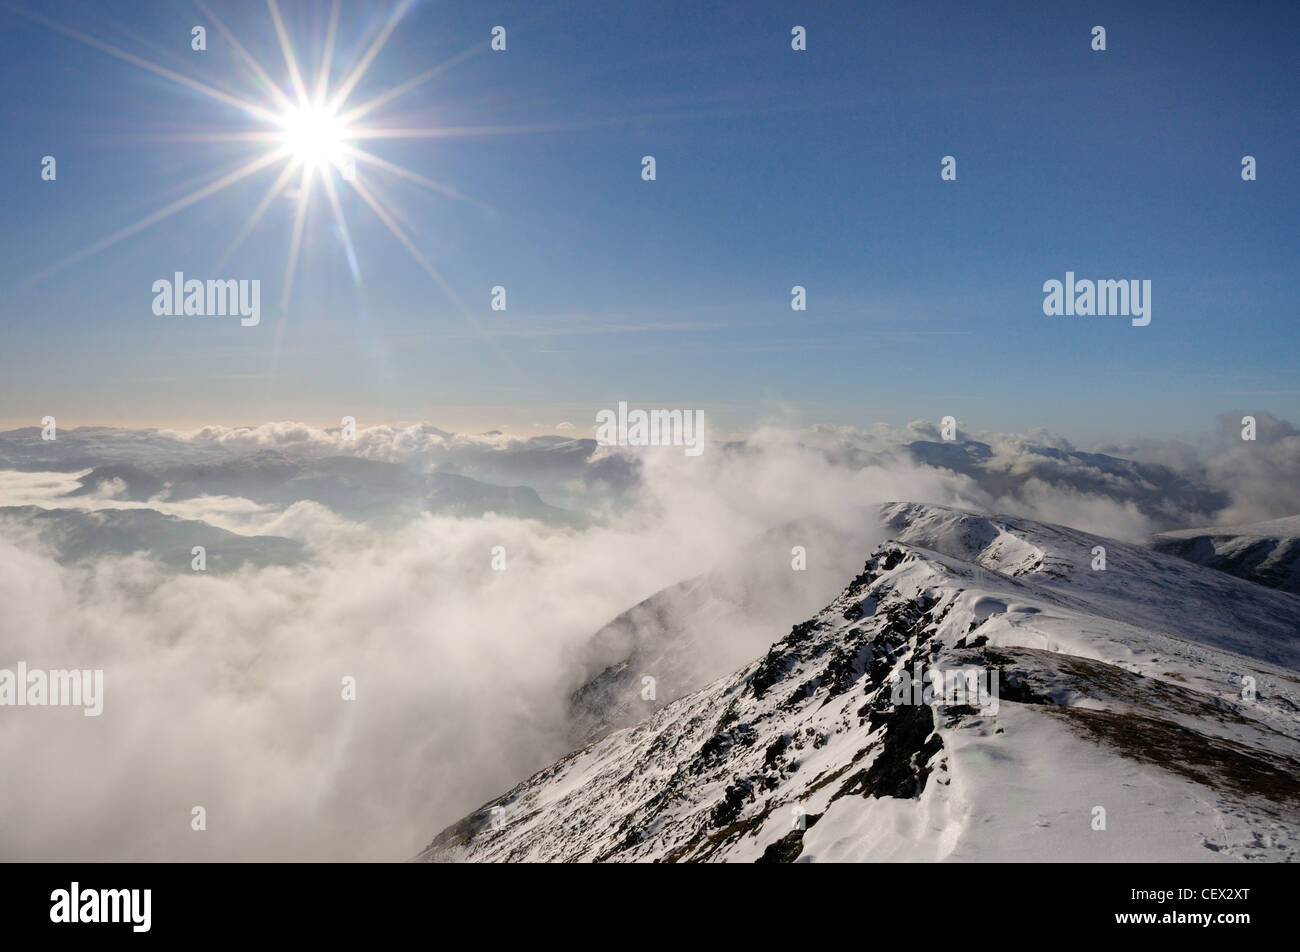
266, 0, 311, 107
29, 148, 290, 284
17, 0, 523, 328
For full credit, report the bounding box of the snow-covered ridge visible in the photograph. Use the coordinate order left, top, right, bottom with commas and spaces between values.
1152, 516, 1300, 595
418, 503, 1300, 862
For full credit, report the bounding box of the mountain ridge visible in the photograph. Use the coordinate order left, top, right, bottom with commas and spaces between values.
418, 502, 1300, 863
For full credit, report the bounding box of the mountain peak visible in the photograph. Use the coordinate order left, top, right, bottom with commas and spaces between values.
418, 504, 1300, 862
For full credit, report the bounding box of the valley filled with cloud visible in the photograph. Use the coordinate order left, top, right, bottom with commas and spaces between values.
3, 415, 1296, 860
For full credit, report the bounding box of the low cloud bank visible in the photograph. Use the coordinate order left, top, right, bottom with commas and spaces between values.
1, 415, 1296, 859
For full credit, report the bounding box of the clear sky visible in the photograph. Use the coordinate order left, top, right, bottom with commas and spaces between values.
0, 0, 1296, 441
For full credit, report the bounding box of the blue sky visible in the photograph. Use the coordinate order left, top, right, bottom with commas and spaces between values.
0, 0, 1296, 441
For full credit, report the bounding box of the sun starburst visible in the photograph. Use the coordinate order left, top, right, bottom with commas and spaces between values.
278, 102, 351, 171
17, 0, 498, 319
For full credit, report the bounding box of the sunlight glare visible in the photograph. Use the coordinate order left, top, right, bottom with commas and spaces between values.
279, 102, 349, 169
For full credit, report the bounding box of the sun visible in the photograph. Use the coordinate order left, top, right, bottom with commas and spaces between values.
277, 102, 351, 171
20, 0, 503, 317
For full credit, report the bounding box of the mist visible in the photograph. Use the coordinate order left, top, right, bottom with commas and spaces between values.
1, 415, 1295, 859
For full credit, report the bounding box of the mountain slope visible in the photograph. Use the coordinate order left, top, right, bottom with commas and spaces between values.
0, 505, 303, 571
1152, 516, 1300, 595
565, 515, 881, 746
418, 503, 1300, 862
58, 456, 580, 526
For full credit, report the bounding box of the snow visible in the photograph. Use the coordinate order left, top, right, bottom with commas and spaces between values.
419, 502, 1300, 863
1157, 515, 1300, 540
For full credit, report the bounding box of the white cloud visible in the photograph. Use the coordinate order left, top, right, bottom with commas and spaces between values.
1, 414, 1297, 860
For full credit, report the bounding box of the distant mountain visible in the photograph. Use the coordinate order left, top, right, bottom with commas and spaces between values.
566, 516, 877, 746
0, 424, 453, 473
65, 455, 426, 524
61, 455, 582, 526
419, 503, 1300, 862
1153, 516, 1300, 595
902, 440, 1227, 526
426, 472, 583, 525
0, 506, 303, 572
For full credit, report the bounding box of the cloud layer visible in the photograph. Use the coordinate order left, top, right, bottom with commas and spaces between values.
1, 415, 1297, 859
